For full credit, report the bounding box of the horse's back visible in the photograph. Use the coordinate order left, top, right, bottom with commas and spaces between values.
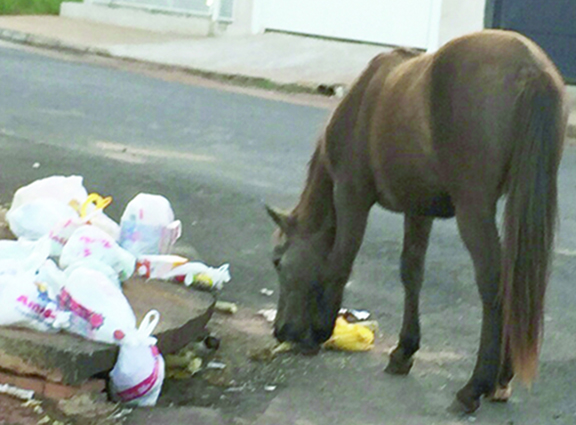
323, 30, 565, 216
429, 30, 566, 203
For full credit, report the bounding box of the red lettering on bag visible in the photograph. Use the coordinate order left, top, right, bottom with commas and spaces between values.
58, 289, 104, 330
16, 295, 57, 320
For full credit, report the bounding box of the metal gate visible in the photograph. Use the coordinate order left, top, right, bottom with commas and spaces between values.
486, 0, 576, 83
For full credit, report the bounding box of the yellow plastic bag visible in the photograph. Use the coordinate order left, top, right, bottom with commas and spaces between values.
323, 316, 375, 351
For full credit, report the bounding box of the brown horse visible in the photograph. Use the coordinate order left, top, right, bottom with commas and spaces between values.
266, 30, 568, 413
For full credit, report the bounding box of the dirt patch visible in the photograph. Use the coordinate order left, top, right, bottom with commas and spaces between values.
157, 307, 295, 418
0, 394, 43, 425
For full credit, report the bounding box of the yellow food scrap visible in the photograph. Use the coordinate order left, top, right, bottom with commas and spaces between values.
324, 316, 374, 351
193, 273, 214, 288
272, 341, 294, 354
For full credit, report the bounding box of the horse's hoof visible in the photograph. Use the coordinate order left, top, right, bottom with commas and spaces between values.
488, 384, 512, 403
384, 357, 414, 375
450, 389, 481, 414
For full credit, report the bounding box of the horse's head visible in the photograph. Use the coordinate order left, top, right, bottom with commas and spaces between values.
266, 205, 343, 353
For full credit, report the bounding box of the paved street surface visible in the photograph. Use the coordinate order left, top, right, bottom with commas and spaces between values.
0, 41, 576, 425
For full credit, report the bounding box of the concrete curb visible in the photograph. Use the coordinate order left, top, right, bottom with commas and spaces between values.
0, 27, 334, 97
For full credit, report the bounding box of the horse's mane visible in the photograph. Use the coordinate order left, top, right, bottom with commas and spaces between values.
291, 140, 335, 234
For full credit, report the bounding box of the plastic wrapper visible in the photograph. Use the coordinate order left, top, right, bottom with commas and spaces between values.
163, 262, 230, 291
323, 316, 374, 351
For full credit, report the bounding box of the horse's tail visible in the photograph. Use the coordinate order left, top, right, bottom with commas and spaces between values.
501, 69, 565, 384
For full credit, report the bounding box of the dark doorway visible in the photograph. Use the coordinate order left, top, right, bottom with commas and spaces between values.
486, 0, 576, 83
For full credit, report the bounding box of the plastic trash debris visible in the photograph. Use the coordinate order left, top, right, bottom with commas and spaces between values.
0, 237, 51, 278
119, 193, 182, 256
77, 193, 120, 241
0, 383, 35, 400
9, 175, 88, 212
0, 270, 70, 333
49, 193, 119, 256
135, 255, 188, 279
260, 288, 274, 296
60, 225, 136, 281
59, 268, 137, 344
339, 308, 371, 322
63, 259, 121, 289
206, 361, 226, 370
258, 309, 277, 323
7, 199, 78, 241
214, 301, 238, 314
0, 239, 39, 260
110, 310, 165, 407
163, 262, 231, 291
36, 259, 67, 297
165, 350, 203, 379
323, 316, 374, 351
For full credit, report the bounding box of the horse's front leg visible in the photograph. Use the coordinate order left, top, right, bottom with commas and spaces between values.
324, 181, 374, 284
452, 205, 503, 413
386, 214, 433, 375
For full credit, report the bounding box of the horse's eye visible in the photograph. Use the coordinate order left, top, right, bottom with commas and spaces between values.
272, 257, 282, 270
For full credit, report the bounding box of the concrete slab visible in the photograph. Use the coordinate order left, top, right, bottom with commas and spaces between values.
124, 406, 226, 425
0, 16, 188, 47
0, 278, 214, 385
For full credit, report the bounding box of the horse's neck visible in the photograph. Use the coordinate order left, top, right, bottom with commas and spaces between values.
293, 145, 335, 234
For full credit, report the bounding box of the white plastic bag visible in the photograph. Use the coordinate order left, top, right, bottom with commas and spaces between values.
0, 271, 70, 333
58, 268, 137, 344
6, 199, 78, 241
163, 262, 231, 291
119, 194, 182, 256
110, 310, 165, 406
78, 193, 120, 241
63, 259, 121, 289
60, 226, 136, 281
0, 237, 51, 279
9, 175, 88, 212
36, 259, 67, 298
48, 194, 120, 257
0, 239, 37, 260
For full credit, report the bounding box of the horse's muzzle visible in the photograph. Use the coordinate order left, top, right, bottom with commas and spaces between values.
274, 323, 325, 355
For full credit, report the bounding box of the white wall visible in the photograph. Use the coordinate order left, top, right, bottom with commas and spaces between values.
264, 0, 434, 49
435, 0, 486, 49
63, 0, 486, 46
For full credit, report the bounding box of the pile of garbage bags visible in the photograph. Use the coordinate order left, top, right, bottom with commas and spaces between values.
0, 175, 230, 406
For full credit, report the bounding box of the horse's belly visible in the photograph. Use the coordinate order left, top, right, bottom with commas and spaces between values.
407, 192, 455, 218
372, 152, 454, 218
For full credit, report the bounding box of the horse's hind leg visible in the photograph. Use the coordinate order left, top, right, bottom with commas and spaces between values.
386, 214, 433, 375
452, 205, 502, 413
488, 339, 514, 402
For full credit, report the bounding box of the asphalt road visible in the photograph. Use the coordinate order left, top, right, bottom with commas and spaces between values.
1, 43, 576, 425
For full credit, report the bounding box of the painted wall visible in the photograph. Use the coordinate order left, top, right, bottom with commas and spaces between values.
264, 0, 434, 49
66, 0, 487, 47
435, 0, 486, 49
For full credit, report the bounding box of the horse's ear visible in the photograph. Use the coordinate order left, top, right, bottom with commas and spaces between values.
265, 204, 291, 233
